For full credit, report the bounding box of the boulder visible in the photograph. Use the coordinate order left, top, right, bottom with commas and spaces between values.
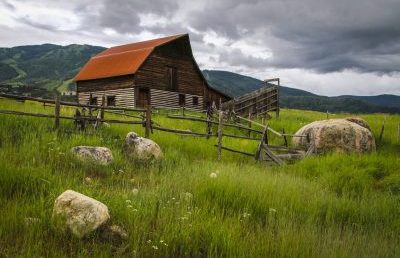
124, 132, 163, 162
71, 146, 113, 165
293, 118, 375, 153
53, 190, 110, 238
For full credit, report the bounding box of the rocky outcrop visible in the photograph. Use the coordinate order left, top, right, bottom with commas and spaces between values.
52, 190, 110, 238
71, 146, 113, 165
293, 117, 375, 153
124, 132, 163, 162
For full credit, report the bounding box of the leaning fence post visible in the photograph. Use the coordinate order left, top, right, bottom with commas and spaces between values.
217, 110, 224, 160
145, 104, 152, 138
54, 94, 60, 130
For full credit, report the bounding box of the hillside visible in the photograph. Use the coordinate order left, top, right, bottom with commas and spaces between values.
203, 70, 400, 113
0, 44, 105, 97
0, 44, 399, 113
0, 97, 399, 257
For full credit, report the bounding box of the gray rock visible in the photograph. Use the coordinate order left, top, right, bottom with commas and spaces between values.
293, 118, 376, 153
71, 146, 113, 165
52, 190, 110, 238
124, 132, 163, 162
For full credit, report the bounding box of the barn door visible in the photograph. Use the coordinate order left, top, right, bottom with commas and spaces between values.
137, 88, 150, 108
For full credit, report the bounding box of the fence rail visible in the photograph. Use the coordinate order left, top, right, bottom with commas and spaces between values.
0, 93, 314, 165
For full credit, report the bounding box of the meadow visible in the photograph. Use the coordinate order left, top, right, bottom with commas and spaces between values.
0, 98, 399, 257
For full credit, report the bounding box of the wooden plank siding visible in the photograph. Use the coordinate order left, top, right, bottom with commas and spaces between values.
78, 87, 135, 108
76, 75, 134, 92
135, 54, 204, 96
150, 89, 203, 111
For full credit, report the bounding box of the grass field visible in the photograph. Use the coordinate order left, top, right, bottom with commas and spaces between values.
0, 98, 399, 257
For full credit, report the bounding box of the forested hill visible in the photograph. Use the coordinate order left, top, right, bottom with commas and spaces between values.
203, 70, 400, 114
0, 43, 399, 113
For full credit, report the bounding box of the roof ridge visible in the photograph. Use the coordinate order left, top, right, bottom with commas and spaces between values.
94, 47, 153, 58
105, 33, 186, 49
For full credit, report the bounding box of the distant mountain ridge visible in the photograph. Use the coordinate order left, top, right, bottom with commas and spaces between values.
0, 43, 398, 113
203, 70, 400, 114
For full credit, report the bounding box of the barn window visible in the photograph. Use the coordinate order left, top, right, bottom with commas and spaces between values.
192, 96, 199, 106
179, 94, 186, 106
107, 96, 116, 106
166, 66, 177, 91
90, 97, 98, 106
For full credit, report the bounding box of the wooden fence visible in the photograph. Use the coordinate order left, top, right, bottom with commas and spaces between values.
0, 93, 314, 165
222, 78, 280, 118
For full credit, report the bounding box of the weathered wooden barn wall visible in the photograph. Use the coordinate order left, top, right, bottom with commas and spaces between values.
135, 36, 226, 108
150, 89, 203, 111
76, 75, 134, 92
135, 39, 203, 98
78, 87, 135, 108
76, 75, 135, 107
204, 86, 231, 108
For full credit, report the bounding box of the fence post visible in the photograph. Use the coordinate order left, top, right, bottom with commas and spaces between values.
248, 111, 252, 137
378, 122, 385, 146
145, 104, 152, 138
182, 105, 185, 116
54, 94, 60, 130
217, 110, 224, 160
101, 95, 105, 120
282, 128, 288, 147
206, 106, 212, 139
88, 93, 93, 116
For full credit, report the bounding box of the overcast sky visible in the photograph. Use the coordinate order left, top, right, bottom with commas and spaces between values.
1, 0, 400, 96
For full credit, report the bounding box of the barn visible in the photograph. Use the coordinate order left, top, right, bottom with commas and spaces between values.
74, 34, 230, 110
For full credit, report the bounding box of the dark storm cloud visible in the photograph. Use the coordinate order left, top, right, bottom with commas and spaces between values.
186, 0, 400, 73
17, 16, 59, 31
3, 1, 15, 10
96, 0, 178, 34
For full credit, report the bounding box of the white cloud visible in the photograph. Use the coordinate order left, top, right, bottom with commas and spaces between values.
0, 0, 399, 97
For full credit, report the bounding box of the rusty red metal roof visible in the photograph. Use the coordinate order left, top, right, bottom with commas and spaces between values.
74, 34, 185, 81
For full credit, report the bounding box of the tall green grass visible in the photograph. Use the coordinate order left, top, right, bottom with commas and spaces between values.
0, 98, 399, 257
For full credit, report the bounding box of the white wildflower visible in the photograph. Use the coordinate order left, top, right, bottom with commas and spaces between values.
125, 200, 132, 204
243, 212, 251, 218
210, 172, 217, 178
269, 208, 277, 213
132, 188, 139, 196
127, 204, 133, 209
84, 177, 92, 184
184, 192, 193, 202
152, 245, 158, 250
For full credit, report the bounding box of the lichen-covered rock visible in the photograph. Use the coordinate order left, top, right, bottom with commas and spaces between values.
71, 146, 113, 165
344, 117, 371, 131
124, 132, 163, 162
53, 190, 110, 238
293, 118, 375, 153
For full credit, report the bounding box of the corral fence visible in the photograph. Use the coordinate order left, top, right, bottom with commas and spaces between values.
0, 93, 315, 165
